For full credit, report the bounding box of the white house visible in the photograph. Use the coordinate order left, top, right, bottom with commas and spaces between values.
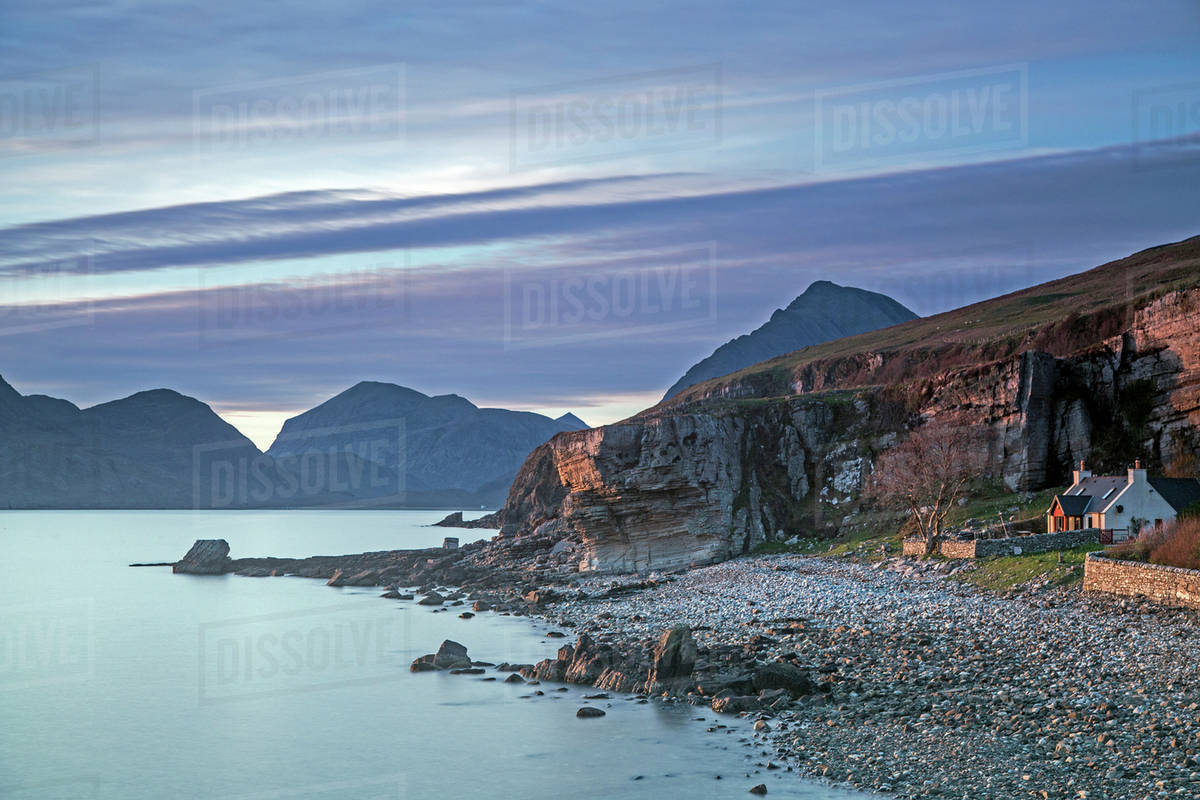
1046, 461, 1200, 541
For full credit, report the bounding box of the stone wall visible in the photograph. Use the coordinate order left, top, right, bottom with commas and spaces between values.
903, 528, 1099, 558
1083, 554, 1200, 610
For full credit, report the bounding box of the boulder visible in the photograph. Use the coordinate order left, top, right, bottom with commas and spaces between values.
410, 639, 472, 671
518, 587, 549, 606
756, 688, 792, 711
433, 639, 470, 668
711, 694, 760, 714
751, 663, 813, 698
649, 625, 697, 683
173, 539, 231, 574
327, 569, 377, 587
504, 673, 525, 684
696, 670, 755, 697
418, 592, 445, 606
576, 707, 606, 718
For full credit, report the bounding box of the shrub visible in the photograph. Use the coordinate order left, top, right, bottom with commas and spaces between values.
1107, 525, 1170, 563
1147, 517, 1200, 570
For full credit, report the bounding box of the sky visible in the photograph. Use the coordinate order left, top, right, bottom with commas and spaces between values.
1, 1, 1199, 449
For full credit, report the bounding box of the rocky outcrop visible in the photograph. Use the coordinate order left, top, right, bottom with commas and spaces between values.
481, 268, 1200, 572
173, 539, 231, 574
410, 639, 472, 671
648, 625, 697, 685
479, 392, 908, 572
520, 624, 713, 695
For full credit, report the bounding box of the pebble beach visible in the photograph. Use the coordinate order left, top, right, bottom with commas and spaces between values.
538, 555, 1200, 800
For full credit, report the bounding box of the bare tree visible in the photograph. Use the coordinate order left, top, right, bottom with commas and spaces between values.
868, 425, 987, 556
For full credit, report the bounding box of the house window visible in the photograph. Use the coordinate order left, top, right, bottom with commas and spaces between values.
1086, 516, 1092, 528
1155, 519, 1163, 529
1116, 505, 1124, 514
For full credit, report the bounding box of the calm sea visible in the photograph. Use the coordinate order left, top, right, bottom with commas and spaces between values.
0, 510, 863, 799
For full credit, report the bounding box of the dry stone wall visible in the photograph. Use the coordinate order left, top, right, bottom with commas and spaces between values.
1083, 554, 1200, 610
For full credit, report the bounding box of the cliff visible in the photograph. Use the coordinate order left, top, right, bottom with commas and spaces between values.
481, 237, 1200, 573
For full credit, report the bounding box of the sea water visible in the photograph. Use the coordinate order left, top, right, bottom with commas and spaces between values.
0, 510, 865, 799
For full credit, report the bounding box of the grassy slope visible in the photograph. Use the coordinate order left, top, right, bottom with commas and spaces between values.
754, 484, 1105, 592
952, 544, 1104, 592
663, 235, 1200, 408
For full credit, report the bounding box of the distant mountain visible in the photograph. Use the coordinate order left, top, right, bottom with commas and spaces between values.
0, 376, 262, 509
555, 412, 588, 429
266, 381, 588, 507
662, 281, 918, 400
0, 375, 587, 509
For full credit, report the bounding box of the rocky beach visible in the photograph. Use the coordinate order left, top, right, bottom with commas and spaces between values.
545, 556, 1200, 800
174, 536, 1200, 800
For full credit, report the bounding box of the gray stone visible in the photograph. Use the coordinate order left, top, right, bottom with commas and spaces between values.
173, 539, 231, 574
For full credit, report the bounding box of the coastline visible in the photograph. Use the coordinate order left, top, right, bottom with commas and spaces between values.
536, 556, 1200, 800
172, 535, 1200, 799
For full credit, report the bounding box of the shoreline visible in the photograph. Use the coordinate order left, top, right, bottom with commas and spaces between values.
171, 538, 1200, 799
535, 555, 1200, 800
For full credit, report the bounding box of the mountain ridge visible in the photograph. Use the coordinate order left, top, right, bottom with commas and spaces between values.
0, 376, 587, 509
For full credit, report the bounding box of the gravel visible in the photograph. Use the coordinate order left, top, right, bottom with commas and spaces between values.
542, 554, 1200, 800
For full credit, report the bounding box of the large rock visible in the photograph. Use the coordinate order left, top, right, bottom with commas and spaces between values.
711, 693, 760, 714
410, 639, 472, 671
433, 640, 470, 668
327, 568, 377, 587
521, 634, 643, 693
751, 663, 813, 698
649, 625, 697, 684
173, 539, 231, 574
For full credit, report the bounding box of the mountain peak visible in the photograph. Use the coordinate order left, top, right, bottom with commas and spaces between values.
555, 412, 588, 430
662, 282, 917, 400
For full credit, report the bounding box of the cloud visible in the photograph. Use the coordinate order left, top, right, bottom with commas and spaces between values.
1, 142, 1197, 424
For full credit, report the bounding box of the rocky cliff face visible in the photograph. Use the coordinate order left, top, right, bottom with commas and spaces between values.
489, 392, 909, 572
487, 283, 1200, 573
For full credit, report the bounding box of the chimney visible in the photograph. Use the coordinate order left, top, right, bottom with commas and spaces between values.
1128, 459, 1146, 485
1072, 460, 1091, 485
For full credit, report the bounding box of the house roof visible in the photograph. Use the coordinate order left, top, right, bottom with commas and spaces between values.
1148, 477, 1200, 513
1069, 476, 1128, 503
1053, 494, 1092, 516
1049, 476, 1129, 516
